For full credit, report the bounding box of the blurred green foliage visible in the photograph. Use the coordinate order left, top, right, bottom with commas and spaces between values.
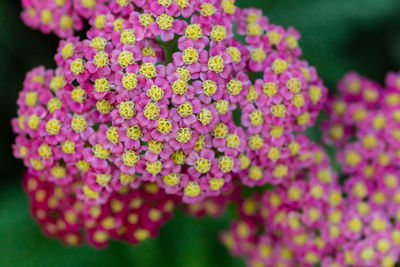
1, 0, 400, 266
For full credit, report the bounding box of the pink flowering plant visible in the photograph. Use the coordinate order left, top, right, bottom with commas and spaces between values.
13, 0, 400, 266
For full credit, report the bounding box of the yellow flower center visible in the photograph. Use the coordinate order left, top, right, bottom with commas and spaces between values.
218, 156, 234, 173
147, 85, 164, 101
268, 31, 282, 45
271, 104, 287, 117
139, 62, 157, 79
139, 13, 154, 27
184, 182, 201, 197
308, 85, 322, 104
156, 14, 174, 30
291, 93, 305, 108
286, 78, 302, 93
60, 15, 73, 29
90, 37, 107, 50
208, 56, 224, 73
249, 110, 264, 126
118, 51, 134, 68
93, 51, 109, 68
94, 78, 109, 93
25, 92, 38, 107
96, 174, 111, 187
120, 29, 136, 45
93, 144, 110, 159
38, 144, 52, 158
46, 119, 61, 135
148, 140, 163, 154
172, 80, 188, 95
119, 100, 136, 119
198, 108, 213, 125
106, 126, 119, 144
182, 47, 199, 64
177, 102, 193, 117
94, 15, 106, 29
41, 9, 53, 24
163, 173, 180, 186
226, 46, 241, 63
214, 100, 228, 114
348, 218, 363, 233
126, 125, 142, 140
246, 23, 262, 36
226, 79, 243, 95
345, 150, 362, 166
171, 150, 186, 165
226, 133, 240, 148
239, 154, 250, 169
71, 115, 87, 133
194, 157, 211, 173
267, 147, 281, 161
250, 48, 266, 62
70, 58, 85, 75
248, 135, 264, 150
209, 178, 224, 190
120, 173, 135, 185
212, 123, 228, 138
176, 128, 192, 143
211, 25, 227, 42
61, 43, 75, 59
146, 160, 163, 175
144, 102, 161, 120
272, 59, 288, 74
62, 140, 76, 154
263, 82, 278, 97
96, 100, 113, 114
51, 166, 66, 178
122, 150, 140, 166
272, 164, 288, 178
185, 24, 202, 40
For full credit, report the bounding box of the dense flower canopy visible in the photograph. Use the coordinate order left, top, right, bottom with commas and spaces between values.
217, 72, 400, 267
14, 0, 328, 250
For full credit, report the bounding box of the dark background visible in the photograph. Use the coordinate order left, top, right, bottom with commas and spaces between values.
1, 0, 399, 266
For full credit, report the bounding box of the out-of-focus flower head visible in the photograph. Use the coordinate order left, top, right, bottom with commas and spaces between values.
21, 0, 83, 38
221, 135, 400, 267
23, 170, 177, 247
319, 71, 400, 266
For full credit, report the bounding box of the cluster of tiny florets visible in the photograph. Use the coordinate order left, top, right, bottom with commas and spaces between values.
218, 73, 400, 267
23, 170, 176, 247
21, 0, 84, 38
321, 72, 400, 266
14, 0, 327, 248
221, 142, 400, 267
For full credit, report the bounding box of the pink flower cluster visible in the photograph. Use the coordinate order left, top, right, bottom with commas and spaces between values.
322, 71, 400, 266
23, 170, 176, 247
21, 0, 83, 37
217, 72, 400, 267
14, 0, 327, 248
221, 141, 400, 267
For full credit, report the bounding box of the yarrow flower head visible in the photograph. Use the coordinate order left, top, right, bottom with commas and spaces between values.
217, 71, 400, 267
220, 138, 400, 267
14, 0, 327, 248
21, 0, 84, 38
22, 170, 177, 247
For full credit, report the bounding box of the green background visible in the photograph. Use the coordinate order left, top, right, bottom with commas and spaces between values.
0, 0, 400, 266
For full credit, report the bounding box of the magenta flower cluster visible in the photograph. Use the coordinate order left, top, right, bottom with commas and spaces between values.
14, 1, 400, 265
14, 0, 327, 251
22, 169, 176, 247
217, 72, 400, 267
322, 71, 400, 266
